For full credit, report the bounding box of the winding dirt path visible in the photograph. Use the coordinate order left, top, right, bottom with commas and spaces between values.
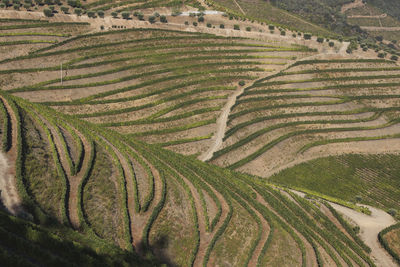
198, 85, 246, 161
291, 190, 398, 267
0, 97, 24, 216
330, 203, 398, 267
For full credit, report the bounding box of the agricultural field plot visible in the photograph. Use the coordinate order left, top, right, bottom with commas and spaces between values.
0, 91, 377, 266
380, 223, 400, 265
0, 28, 315, 157
210, 58, 400, 177
269, 154, 400, 214
0, 18, 91, 61
344, 3, 400, 41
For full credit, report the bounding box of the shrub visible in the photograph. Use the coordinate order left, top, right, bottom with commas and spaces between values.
268, 25, 274, 30
48, 4, 55, 10
220, 24, 224, 29
292, 33, 296, 37
23, 3, 29, 8
148, 15, 155, 23
329, 41, 334, 47
133, 11, 139, 16
375, 36, 383, 42
137, 13, 144, 20
74, 7, 81, 16
154, 12, 159, 17
67, 0, 77, 7
280, 30, 286, 36
189, 12, 195, 17
100, 25, 104, 30
353, 226, 360, 234
43, 8, 53, 16
207, 23, 211, 28
246, 26, 251, 32
60, 6, 68, 13
391, 55, 398, 61
87, 10, 95, 18
13, 3, 19, 9
54, 0, 61, 4
233, 24, 239, 30
97, 10, 104, 18
362, 47, 368, 51
377, 52, 385, 58
270, 30, 274, 34
111, 11, 117, 18
304, 33, 312, 40
184, 21, 189, 25
198, 16, 204, 22
160, 15, 167, 23
193, 21, 197, 26
239, 81, 245, 86
317, 37, 324, 43
0, 2, 5, 7
44, 0, 51, 4
388, 209, 397, 216
355, 195, 362, 202
121, 11, 130, 19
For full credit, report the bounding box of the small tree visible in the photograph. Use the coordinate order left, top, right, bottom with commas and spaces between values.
23, 3, 30, 9
60, 6, 68, 13
198, 16, 204, 22
43, 8, 53, 16
219, 24, 224, 29
193, 21, 198, 26
121, 11, 130, 19
304, 33, 312, 40
388, 209, 397, 217
160, 15, 167, 23
239, 80, 245, 86
87, 10, 95, 18
292, 33, 296, 37
268, 25, 274, 30
153, 12, 159, 17
377, 52, 385, 58
207, 23, 211, 28
233, 24, 239, 30
148, 15, 156, 23
355, 195, 362, 202
246, 26, 251, 32
97, 10, 104, 18
317, 37, 324, 43
111, 11, 117, 18
391, 55, 398, 61
0, 3, 6, 7
184, 21, 189, 25
54, 0, 61, 5
74, 7, 82, 16
280, 30, 286, 36
328, 41, 334, 47
13, 3, 19, 9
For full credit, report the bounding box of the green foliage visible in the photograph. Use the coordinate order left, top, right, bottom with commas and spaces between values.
234, 24, 240, 30
43, 8, 53, 17
121, 11, 130, 19
379, 223, 400, 264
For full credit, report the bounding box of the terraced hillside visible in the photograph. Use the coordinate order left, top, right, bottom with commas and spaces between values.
0, 8, 398, 267
210, 58, 400, 178
0, 27, 316, 157
0, 90, 378, 266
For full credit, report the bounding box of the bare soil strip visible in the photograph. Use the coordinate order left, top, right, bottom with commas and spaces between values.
0, 97, 24, 216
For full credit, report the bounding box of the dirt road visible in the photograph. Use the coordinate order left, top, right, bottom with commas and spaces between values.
291, 189, 398, 267
0, 152, 21, 215
330, 203, 398, 267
